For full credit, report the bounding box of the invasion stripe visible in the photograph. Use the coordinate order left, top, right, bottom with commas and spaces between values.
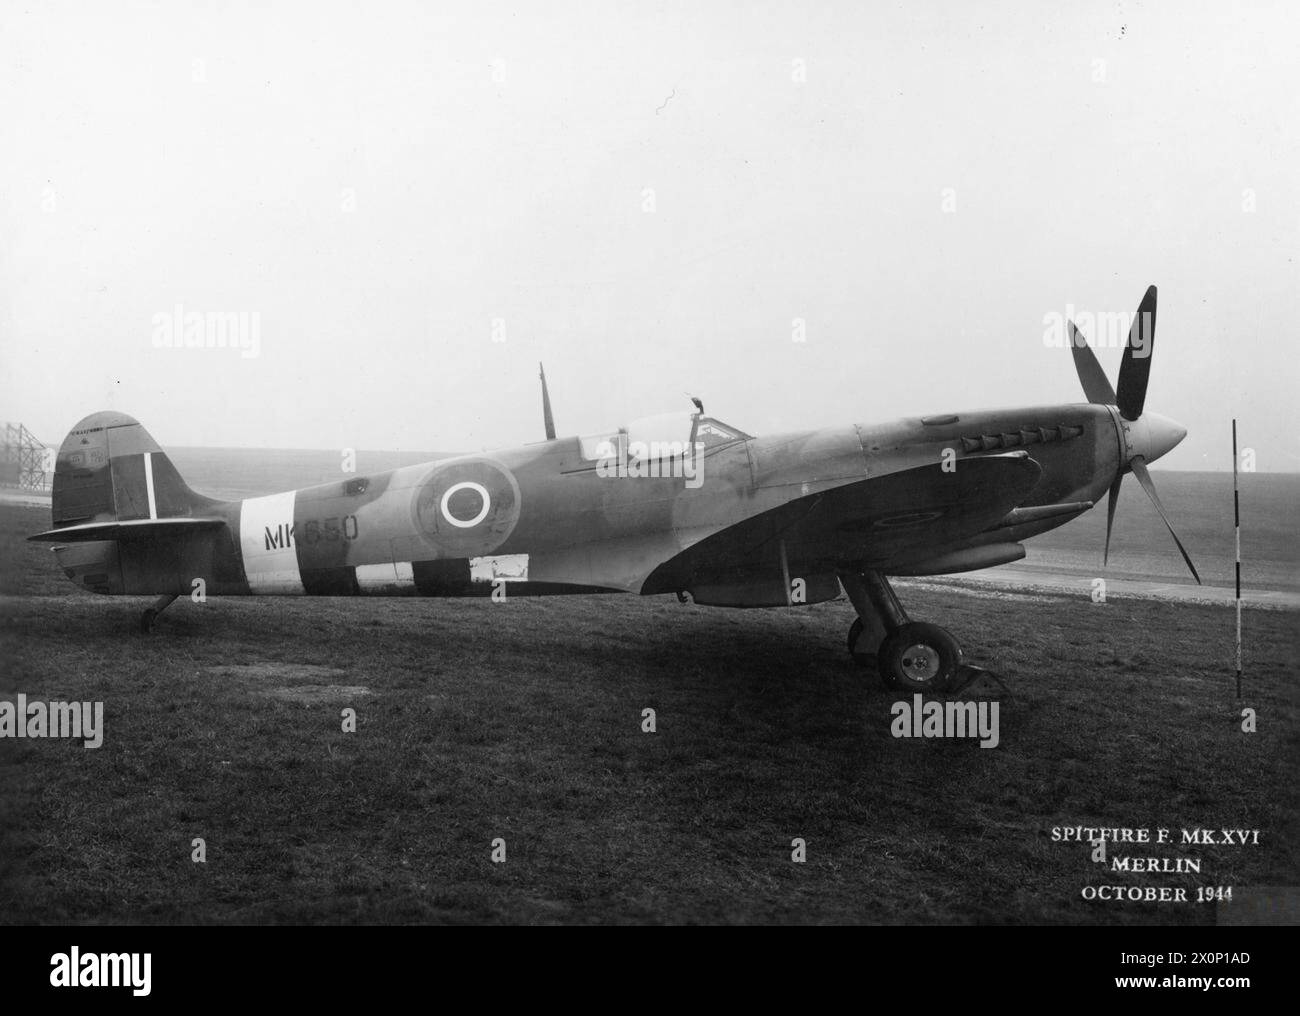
300, 567, 359, 596
238, 490, 305, 594
412, 559, 472, 595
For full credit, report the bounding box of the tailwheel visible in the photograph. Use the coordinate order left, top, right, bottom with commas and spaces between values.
876, 621, 962, 693
139, 594, 178, 634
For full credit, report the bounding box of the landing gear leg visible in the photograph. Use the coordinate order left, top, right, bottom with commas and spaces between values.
840, 571, 963, 693
841, 570, 904, 665
140, 594, 178, 634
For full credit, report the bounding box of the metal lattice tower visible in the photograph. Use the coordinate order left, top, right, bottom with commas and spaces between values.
1, 422, 51, 490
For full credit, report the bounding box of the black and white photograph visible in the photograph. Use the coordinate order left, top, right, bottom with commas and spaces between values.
0, 0, 1295, 983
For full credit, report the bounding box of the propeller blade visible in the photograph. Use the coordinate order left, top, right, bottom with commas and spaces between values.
1069, 321, 1117, 405
1129, 455, 1202, 584
1103, 473, 1123, 565
1116, 285, 1157, 421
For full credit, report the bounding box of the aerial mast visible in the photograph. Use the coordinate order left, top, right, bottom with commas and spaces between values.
539, 363, 556, 440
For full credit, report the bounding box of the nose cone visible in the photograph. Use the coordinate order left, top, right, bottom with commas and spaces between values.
1131, 411, 1187, 464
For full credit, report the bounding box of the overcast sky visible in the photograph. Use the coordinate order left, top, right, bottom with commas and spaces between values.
1, 1, 1296, 470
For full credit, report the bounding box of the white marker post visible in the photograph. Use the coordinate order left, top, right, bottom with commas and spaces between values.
1232, 419, 1242, 699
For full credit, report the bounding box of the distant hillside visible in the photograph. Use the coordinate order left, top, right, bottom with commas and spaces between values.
1022, 471, 1300, 593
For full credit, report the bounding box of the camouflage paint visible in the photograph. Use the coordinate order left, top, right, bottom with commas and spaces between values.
39, 404, 1124, 604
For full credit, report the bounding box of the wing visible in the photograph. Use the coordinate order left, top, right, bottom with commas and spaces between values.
641, 451, 1041, 593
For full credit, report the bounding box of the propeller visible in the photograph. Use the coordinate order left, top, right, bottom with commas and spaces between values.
1129, 456, 1201, 583
1115, 285, 1157, 421
1068, 285, 1200, 584
1069, 321, 1116, 405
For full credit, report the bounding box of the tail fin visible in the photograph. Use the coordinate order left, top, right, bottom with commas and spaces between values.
49, 411, 216, 528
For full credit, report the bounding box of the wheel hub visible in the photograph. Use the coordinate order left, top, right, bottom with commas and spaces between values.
900, 644, 941, 682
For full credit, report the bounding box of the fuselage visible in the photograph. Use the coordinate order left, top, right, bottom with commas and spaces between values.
52, 402, 1147, 601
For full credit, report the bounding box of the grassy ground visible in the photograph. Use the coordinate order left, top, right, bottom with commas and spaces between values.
1, 502, 1296, 924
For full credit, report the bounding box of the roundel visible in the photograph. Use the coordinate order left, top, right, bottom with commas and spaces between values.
440, 482, 492, 528
411, 458, 521, 556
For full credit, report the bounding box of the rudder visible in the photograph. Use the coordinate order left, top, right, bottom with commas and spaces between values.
52, 411, 216, 527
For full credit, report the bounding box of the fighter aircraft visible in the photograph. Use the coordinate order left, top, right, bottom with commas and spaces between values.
32, 285, 1198, 692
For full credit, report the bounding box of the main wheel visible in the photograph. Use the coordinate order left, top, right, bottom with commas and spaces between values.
846, 618, 876, 667
876, 622, 962, 693
140, 608, 158, 634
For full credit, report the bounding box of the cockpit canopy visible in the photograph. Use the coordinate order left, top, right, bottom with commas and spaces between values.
579, 411, 749, 462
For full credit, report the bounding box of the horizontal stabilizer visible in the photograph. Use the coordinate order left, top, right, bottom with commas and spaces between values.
28, 517, 225, 543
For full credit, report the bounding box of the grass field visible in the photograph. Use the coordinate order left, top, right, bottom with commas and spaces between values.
1, 498, 1296, 924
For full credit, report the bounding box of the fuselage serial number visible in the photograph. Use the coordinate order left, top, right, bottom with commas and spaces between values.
263, 515, 360, 550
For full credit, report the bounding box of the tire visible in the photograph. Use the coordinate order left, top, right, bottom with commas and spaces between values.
876, 622, 962, 693
846, 618, 876, 667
